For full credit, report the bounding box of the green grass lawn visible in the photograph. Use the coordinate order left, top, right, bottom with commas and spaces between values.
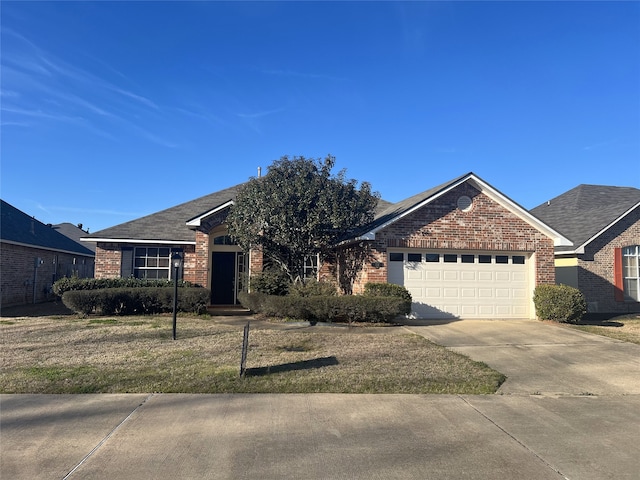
0, 315, 505, 394
564, 315, 640, 345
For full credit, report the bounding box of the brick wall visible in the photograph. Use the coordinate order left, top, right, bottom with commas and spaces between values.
95, 243, 122, 278
352, 183, 556, 292
1, 242, 94, 307
191, 232, 209, 286
577, 209, 640, 313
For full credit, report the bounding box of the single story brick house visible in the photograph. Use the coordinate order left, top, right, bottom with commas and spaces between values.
1, 200, 95, 307
531, 184, 640, 314
83, 172, 571, 319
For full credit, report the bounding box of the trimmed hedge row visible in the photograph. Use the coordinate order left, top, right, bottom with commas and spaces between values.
238, 291, 408, 324
52, 277, 198, 297
62, 287, 210, 316
533, 284, 587, 323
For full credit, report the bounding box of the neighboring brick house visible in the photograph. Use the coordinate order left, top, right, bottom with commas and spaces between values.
531, 185, 640, 315
83, 173, 569, 319
1, 200, 95, 307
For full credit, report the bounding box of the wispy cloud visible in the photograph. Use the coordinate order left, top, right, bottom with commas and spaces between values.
263, 69, 346, 82
47, 205, 147, 217
2, 28, 165, 145
583, 139, 617, 151
236, 107, 285, 119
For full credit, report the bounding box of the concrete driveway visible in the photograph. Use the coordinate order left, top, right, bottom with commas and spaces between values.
404, 319, 640, 396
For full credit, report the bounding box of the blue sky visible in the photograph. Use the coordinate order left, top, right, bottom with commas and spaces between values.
2, 1, 639, 234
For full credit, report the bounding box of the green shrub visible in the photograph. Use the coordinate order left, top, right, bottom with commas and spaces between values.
62, 287, 210, 316
62, 290, 99, 315
52, 277, 197, 297
249, 269, 290, 296
533, 284, 587, 323
237, 292, 406, 324
238, 291, 266, 313
363, 282, 412, 315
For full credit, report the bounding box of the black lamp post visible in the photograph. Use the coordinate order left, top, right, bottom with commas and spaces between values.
171, 252, 182, 340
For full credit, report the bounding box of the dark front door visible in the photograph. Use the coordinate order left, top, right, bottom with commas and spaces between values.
211, 252, 236, 305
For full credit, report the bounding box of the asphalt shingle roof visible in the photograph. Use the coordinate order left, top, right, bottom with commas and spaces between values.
349, 172, 472, 239
84, 184, 245, 242
53, 223, 96, 253
85, 181, 395, 244
1, 200, 94, 256
530, 184, 640, 252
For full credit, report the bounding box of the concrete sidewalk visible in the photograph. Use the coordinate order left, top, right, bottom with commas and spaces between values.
3, 393, 639, 480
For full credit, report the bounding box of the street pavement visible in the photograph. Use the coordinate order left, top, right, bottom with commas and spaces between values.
2, 319, 639, 479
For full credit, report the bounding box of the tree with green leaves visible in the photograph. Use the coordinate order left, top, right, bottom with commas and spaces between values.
227, 155, 380, 287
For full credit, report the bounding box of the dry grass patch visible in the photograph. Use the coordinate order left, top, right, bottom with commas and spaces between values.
565, 315, 640, 345
1, 315, 505, 394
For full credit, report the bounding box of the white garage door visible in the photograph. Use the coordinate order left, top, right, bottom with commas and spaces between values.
388, 251, 531, 319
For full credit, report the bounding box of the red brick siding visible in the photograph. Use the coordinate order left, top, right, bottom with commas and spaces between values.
181, 244, 198, 285
352, 184, 556, 291
576, 208, 640, 313
1, 242, 94, 306
192, 232, 209, 286
95, 243, 122, 278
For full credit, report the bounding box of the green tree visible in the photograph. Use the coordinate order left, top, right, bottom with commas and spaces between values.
227, 155, 380, 285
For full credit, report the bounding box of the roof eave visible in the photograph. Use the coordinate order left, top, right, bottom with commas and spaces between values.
186, 200, 234, 228
1, 239, 95, 257
555, 201, 640, 255
81, 238, 196, 245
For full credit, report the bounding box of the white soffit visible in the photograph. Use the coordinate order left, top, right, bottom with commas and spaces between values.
81, 238, 195, 245
185, 200, 234, 227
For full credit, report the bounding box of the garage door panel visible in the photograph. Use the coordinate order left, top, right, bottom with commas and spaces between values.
495, 271, 511, 282
406, 269, 423, 280
513, 289, 527, 299
392, 250, 531, 319
478, 305, 495, 316
407, 287, 423, 299
461, 271, 476, 281
512, 272, 527, 282
443, 271, 458, 281
495, 288, 510, 298
426, 271, 441, 280
478, 271, 493, 281
461, 305, 477, 316
512, 305, 528, 316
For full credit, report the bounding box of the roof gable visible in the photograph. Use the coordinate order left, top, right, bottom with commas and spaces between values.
350, 172, 571, 247
530, 184, 640, 253
1, 200, 94, 256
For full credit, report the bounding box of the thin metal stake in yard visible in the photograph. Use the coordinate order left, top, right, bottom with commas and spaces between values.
240, 321, 250, 377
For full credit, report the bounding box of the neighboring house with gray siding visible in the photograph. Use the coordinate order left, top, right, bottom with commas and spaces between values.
531, 185, 640, 314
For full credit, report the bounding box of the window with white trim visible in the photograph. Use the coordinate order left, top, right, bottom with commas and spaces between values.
623, 246, 640, 301
303, 254, 319, 280
134, 247, 171, 279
